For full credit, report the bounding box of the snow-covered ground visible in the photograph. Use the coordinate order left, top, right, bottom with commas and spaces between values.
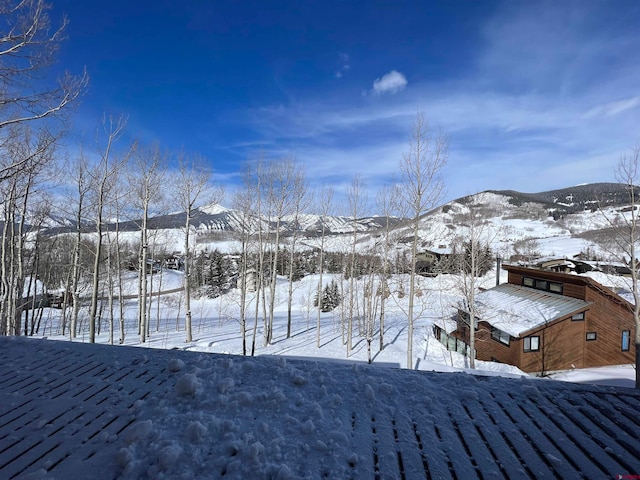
37, 266, 635, 388
39, 269, 519, 372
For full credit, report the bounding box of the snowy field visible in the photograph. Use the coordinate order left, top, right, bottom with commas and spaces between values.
39, 269, 521, 373
36, 266, 636, 388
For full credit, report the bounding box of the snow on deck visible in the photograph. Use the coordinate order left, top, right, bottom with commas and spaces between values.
1, 337, 639, 479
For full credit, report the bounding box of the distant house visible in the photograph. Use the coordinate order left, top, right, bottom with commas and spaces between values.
532, 257, 576, 273
415, 246, 461, 276
437, 265, 635, 374
163, 253, 184, 271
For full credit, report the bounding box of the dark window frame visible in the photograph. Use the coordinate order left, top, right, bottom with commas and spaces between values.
571, 312, 585, 321
522, 276, 564, 295
523, 335, 540, 352
586, 331, 597, 341
490, 326, 510, 346
622, 330, 631, 351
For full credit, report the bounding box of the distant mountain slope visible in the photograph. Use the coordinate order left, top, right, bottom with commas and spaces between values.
487, 182, 637, 214
40, 184, 636, 258
361, 182, 639, 260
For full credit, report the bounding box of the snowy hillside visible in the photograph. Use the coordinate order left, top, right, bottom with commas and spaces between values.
36, 183, 636, 264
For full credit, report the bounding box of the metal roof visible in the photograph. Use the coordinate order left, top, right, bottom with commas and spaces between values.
472, 283, 590, 337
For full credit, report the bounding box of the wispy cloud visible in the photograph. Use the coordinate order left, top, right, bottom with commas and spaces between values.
584, 96, 640, 119
229, 3, 640, 204
371, 70, 407, 95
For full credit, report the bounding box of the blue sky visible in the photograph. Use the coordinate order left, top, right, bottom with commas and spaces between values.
51, 0, 640, 206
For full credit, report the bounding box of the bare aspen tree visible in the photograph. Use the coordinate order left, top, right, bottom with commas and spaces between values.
346, 174, 367, 356
25, 199, 51, 335
0, 0, 87, 139
66, 149, 91, 339
285, 162, 308, 339
241, 157, 268, 355
376, 183, 402, 351
86, 115, 128, 343
112, 183, 126, 344
400, 112, 447, 369
129, 144, 166, 343
175, 154, 220, 343
263, 158, 298, 345
101, 171, 130, 345
232, 186, 256, 355
598, 146, 640, 388
452, 195, 499, 369
0, 127, 54, 335
316, 186, 334, 348
0, 1, 85, 337
362, 243, 381, 364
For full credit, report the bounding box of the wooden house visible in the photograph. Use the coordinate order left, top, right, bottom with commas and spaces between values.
415, 246, 462, 276
444, 265, 635, 374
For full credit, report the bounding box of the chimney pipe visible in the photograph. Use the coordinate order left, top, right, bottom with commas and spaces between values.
496, 255, 502, 286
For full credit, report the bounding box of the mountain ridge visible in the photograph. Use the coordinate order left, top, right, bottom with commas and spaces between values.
40, 182, 636, 243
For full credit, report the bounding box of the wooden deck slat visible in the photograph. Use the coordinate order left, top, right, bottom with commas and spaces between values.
0, 338, 638, 480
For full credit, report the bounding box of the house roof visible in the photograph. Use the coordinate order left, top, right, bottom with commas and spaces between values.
471, 283, 590, 337
1, 337, 640, 479
504, 264, 635, 310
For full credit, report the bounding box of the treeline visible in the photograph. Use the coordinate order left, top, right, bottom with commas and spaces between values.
0, 2, 455, 370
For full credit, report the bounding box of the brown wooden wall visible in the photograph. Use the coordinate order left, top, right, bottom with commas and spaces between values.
516, 316, 586, 373
499, 266, 636, 372
582, 287, 635, 367
472, 322, 519, 367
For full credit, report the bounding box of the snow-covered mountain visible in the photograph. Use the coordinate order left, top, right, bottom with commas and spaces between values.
349, 183, 637, 260
40, 183, 635, 259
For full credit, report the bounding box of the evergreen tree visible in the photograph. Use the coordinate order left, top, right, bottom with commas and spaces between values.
314, 279, 342, 312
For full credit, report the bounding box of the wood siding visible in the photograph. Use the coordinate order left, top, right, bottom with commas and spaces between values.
480, 266, 636, 373
583, 287, 634, 367
516, 316, 586, 373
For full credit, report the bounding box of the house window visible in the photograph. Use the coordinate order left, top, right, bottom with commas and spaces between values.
622, 330, 631, 351
523, 336, 540, 352
571, 312, 585, 321
549, 282, 563, 294
535, 279, 548, 290
586, 332, 597, 341
491, 327, 510, 346
522, 276, 563, 294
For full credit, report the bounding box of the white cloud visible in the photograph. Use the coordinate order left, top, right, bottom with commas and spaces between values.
372, 70, 407, 95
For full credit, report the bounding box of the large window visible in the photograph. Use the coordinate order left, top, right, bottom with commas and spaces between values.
523, 335, 540, 352
491, 327, 510, 346
522, 276, 563, 295
622, 330, 631, 351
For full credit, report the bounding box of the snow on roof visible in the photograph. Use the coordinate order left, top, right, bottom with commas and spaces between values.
472, 283, 590, 337
2, 337, 639, 479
